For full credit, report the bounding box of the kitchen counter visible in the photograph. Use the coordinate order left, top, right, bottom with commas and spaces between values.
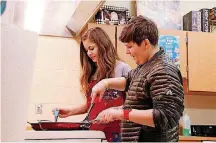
25, 130, 106, 142
179, 136, 216, 142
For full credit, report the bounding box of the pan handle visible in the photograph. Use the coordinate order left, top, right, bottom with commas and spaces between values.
27, 121, 46, 131
38, 120, 47, 131
37, 120, 51, 122
38, 123, 47, 131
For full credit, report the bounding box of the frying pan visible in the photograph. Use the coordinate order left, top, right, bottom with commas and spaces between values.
27, 120, 90, 131
28, 97, 100, 131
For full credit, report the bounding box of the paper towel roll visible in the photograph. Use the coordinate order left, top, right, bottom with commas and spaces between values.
1, 24, 38, 141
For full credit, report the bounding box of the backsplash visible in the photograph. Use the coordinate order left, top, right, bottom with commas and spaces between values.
185, 95, 216, 125
28, 36, 85, 122
28, 103, 86, 122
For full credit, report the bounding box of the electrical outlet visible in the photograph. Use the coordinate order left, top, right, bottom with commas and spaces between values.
35, 104, 42, 114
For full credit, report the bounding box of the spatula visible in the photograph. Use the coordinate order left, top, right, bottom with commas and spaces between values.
83, 97, 99, 122
53, 108, 59, 122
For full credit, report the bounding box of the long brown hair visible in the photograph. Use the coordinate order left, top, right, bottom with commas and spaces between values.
80, 27, 120, 94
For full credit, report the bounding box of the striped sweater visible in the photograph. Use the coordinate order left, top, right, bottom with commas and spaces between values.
121, 47, 184, 142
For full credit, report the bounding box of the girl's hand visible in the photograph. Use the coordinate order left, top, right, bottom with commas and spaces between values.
52, 108, 72, 118
91, 80, 107, 103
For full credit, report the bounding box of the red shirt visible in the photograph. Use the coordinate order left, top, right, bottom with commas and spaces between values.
86, 80, 125, 142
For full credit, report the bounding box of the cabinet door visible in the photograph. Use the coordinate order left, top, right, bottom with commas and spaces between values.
116, 26, 137, 69
188, 32, 216, 92
88, 23, 116, 49
159, 29, 187, 78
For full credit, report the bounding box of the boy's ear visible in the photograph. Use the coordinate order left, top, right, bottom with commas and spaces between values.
140, 40, 145, 48
141, 39, 150, 50
145, 39, 151, 46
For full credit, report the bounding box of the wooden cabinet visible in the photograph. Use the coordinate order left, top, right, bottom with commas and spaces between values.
187, 32, 216, 92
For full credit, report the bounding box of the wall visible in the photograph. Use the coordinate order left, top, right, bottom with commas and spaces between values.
184, 95, 216, 125
27, 36, 86, 122
2, 24, 38, 141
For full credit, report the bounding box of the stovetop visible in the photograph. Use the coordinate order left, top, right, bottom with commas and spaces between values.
25, 130, 106, 140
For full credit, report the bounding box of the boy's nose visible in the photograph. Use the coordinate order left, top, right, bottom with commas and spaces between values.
126, 49, 130, 54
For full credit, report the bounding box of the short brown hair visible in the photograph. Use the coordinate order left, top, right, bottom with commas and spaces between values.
119, 15, 159, 46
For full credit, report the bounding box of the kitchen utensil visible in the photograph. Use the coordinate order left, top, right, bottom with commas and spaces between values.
88, 118, 101, 123
27, 120, 90, 131
83, 96, 99, 122
53, 108, 59, 122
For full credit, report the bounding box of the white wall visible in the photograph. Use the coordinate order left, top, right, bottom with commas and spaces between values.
27, 36, 86, 123
2, 24, 38, 141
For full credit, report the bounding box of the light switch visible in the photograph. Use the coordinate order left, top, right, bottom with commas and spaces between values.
35, 104, 42, 114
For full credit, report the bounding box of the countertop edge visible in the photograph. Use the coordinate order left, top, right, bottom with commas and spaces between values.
179, 136, 216, 141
